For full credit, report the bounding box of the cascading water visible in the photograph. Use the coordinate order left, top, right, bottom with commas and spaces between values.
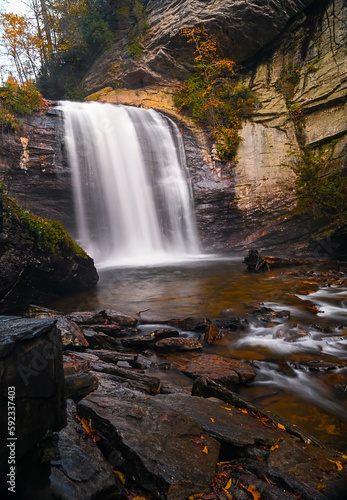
58, 101, 201, 267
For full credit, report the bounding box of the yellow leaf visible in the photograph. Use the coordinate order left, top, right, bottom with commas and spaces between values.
202, 446, 208, 454
225, 478, 232, 490
342, 455, 347, 459
277, 423, 286, 430
240, 409, 248, 414
247, 484, 261, 500
220, 406, 232, 411
113, 470, 126, 484
222, 488, 233, 499
270, 444, 278, 451
210, 417, 215, 423
329, 460, 343, 471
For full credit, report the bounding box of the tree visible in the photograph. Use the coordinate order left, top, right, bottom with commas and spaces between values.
174, 27, 255, 162
0, 12, 40, 83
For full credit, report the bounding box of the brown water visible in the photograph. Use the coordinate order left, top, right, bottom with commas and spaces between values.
51, 256, 347, 450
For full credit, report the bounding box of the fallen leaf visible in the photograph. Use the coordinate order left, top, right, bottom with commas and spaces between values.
202, 446, 208, 454
342, 455, 347, 459
329, 460, 343, 471
225, 478, 232, 490
247, 484, 261, 500
270, 444, 278, 451
277, 423, 286, 431
210, 417, 215, 423
317, 483, 326, 491
222, 488, 233, 499
240, 409, 248, 414
220, 406, 232, 411
113, 470, 126, 484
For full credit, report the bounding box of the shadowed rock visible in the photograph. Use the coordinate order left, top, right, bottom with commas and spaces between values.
77, 393, 220, 499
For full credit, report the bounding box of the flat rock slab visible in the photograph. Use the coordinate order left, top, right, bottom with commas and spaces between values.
154, 337, 203, 352
78, 393, 220, 499
155, 393, 280, 447
177, 354, 256, 388
51, 400, 126, 500
89, 361, 160, 395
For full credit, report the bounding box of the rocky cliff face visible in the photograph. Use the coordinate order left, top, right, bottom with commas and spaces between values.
83, 0, 347, 256
83, 0, 316, 93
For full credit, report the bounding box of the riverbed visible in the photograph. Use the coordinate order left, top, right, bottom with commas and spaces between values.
50, 256, 347, 451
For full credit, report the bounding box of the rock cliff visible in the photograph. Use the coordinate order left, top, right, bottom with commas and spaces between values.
83, 0, 347, 256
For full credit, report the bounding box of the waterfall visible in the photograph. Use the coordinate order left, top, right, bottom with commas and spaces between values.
58, 101, 201, 267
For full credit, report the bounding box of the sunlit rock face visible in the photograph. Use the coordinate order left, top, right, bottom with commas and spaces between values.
82, 0, 315, 93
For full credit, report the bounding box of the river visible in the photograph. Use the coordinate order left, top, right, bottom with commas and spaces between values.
51, 256, 347, 452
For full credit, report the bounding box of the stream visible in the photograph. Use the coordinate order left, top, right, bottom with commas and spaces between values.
51, 256, 347, 452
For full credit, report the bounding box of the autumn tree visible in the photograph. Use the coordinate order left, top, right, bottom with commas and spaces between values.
174, 27, 255, 162
0, 12, 40, 83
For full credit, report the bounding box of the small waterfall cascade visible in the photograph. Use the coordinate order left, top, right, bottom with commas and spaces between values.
59, 101, 201, 266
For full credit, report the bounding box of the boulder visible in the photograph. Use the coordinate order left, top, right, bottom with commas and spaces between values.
77, 393, 220, 499
155, 393, 279, 448
177, 354, 256, 388
0, 318, 66, 498
0, 216, 98, 315
89, 361, 160, 395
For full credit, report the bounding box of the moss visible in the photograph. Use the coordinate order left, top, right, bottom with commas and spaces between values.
292, 144, 347, 223
2, 188, 87, 259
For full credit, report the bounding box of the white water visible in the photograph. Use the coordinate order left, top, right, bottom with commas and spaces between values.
59, 101, 201, 267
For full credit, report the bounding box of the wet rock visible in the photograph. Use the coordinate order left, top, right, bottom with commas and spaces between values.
248, 306, 291, 326
275, 328, 311, 342
209, 459, 328, 500
67, 311, 104, 325
100, 309, 138, 327
0, 318, 66, 498
154, 337, 203, 352
159, 317, 210, 332
77, 392, 220, 499
178, 354, 256, 389
155, 393, 280, 448
24, 309, 89, 349
191, 377, 322, 447
85, 349, 137, 365
57, 317, 89, 349
89, 361, 160, 395
267, 439, 347, 494
121, 334, 156, 349
204, 324, 223, 344
214, 315, 248, 331
63, 355, 98, 401
85, 324, 122, 336
50, 399, 126, 500
289, 356, 346, 371
82, 329, 122, 350
149, 328, 180, 339
68, 310, 137, 328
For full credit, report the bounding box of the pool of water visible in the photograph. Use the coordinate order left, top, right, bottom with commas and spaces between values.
51, 256, 347, 450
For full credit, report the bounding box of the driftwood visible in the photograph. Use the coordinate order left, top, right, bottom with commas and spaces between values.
243, 250, 314, 273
